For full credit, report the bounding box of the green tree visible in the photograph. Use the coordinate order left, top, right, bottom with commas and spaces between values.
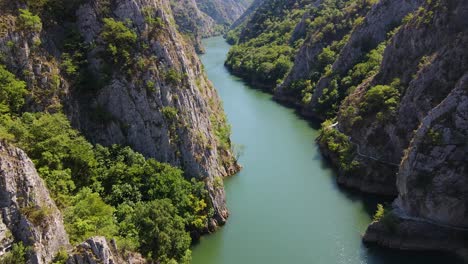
64, 187, 117, 244
0, 65, 27, 114
100, 18, 137, 65
17, 9, 42, 32
132, 200, 192, 263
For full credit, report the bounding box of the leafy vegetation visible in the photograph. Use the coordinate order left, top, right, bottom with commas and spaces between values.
360, 79, 401, 122
0, 66, 210, 264
100, 18, 137, 66
17, 9, 42, 32
0, 242, 29, 264
0, 65, 27, 115
318, 120, 360, 172
224, 0, 309, 88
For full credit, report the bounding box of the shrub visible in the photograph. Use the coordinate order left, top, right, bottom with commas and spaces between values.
360, 83, 400, 121
161, 106, 178, 120
0, 242, 28, 264
0, 65, 27, 114
17, 9, 42, 32
100, 18, 137, 66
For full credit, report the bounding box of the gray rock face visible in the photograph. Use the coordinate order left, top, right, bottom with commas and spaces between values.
326, 0, 468, 194
196, 0, 251, 25
0, 142, 70, 264
303, 0, 424, 116
363, 76, 467, 258
395, 76, 468, 228
0, 0, 239, 226
69, 0, 239, 225
67, 237, 145, 264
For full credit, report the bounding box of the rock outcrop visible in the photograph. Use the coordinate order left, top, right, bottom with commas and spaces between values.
0, 141, 69, 264
67, 237, 146, 264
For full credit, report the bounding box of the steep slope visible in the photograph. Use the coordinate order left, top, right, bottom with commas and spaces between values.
224, 0, 314, 88
196, 0, 251, 26
0, 0, 238, 227
363, 77, 468, 258
321, 0, 468, 194
277, 0, 423, 114
171, 0, 218, 53
0, 141, 69, 264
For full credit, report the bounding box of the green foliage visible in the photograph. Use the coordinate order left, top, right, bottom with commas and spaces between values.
60, 28, 90, 81
317, 47, 336, 68
129, 200, 192, 263
373, 203, 385, 222
164, 69, 184, 85
64, 187, 117, 244
0, 242, 29, 264
21, 205, 52, 226
161, 106, 178, 120
0, 65, 28, 114
52, 249, 69, 264
142, 6, 163, 27
100, 18, 137, 66
360, 80, 400, 121
225, 0, 308, 88
0, 113, 95, 204
210, 114, 231, 151
17, 9, 42, 32
319, 120, 360, 171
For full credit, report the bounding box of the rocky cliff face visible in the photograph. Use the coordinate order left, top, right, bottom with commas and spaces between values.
0, 141, 69, 264
0, 142, 147, 263
364, 78, 468, 258
67, 237, 146, 264
171, 0, 218, 53
171, 0, 251, 53
0, 0, 239, 226
196, 0, 251, 26
329, 0, 468, 195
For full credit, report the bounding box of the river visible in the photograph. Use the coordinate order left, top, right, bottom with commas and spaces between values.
192, 36, 458, 264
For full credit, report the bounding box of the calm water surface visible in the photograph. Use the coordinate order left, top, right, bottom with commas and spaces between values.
192, 36, 459, 264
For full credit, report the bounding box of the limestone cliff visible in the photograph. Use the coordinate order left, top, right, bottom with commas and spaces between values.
196, 0, 251, 26
327, 0, 468, 194
363, 77, 468, 258
0, 141, 69, 264
0, 0, 239, 226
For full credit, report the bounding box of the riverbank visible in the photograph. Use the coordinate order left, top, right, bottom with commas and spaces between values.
190, 36, 463, 264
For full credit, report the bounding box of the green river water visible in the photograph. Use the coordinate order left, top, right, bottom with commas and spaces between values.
192, 36, 459, 264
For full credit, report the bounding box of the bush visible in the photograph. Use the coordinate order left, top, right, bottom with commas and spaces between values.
0, 65, 27, 114
17, 9, 42, 32
100, 18, 137, 66
161, 106, 178, 120
131, 200, 192, 263
0, 242, 29, 264
319, 120, 360, 172
360, 83, 400, 121
64, 187, 117, 244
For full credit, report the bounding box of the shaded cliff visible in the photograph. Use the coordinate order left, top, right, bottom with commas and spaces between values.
364, 76, 468, 259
